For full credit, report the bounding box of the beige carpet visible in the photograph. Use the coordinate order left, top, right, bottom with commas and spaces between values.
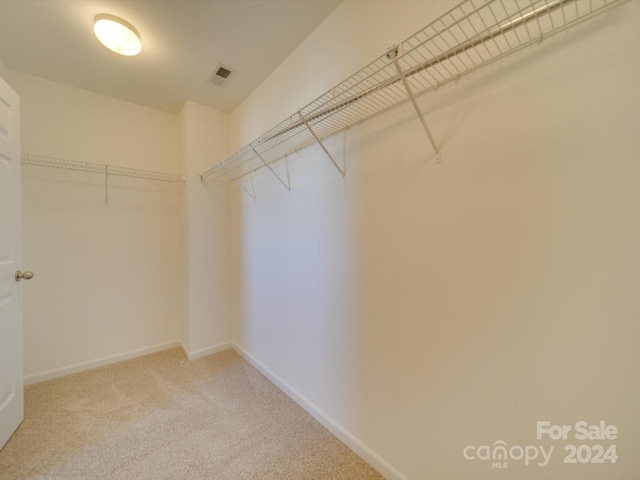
0, 348, 384, 479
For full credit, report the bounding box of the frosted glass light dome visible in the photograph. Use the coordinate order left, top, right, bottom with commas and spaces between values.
94, 14, 141, 56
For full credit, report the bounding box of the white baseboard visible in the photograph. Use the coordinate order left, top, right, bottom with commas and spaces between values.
23, 341, 183, 386
181, 341, 233, 360
230, 342, 411, 480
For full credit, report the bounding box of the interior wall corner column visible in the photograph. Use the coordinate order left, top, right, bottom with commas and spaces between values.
179, 101, 233, 357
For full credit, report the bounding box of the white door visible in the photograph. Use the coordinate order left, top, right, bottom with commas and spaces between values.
0, 74, 23, 450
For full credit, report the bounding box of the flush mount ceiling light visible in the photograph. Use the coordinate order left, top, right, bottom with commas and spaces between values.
93, 14, 141, 56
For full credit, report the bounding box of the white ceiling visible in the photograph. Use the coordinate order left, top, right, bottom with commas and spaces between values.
0, 0, 341, 114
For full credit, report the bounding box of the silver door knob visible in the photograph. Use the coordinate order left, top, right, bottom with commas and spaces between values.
15, 271, 34, 282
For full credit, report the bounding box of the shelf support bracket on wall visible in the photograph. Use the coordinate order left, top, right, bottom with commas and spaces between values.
222, 164, 256, 200
104, 165, 109, 204
390, 49, 440, 158
250, 145, 290, 191
299, 112, 345, 177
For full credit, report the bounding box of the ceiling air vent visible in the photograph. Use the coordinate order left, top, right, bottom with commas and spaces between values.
208, 63, 233, 86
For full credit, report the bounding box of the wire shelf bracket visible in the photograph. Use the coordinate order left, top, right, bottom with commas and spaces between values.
21, 154, 185, 204
200, 0, 626, 198
251, 145, 291, 191
300, 111, 346, 178
388, 45, 439, 157
222, 164, 256, 200
105, 165, 109, 204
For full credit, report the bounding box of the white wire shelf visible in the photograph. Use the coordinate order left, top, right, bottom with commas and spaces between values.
21, 154, 184, 203
200, 0, 625, 194
21, 154, 185, 183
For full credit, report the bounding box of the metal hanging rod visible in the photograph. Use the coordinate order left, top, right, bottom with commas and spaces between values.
200, 0, 625, 196
21, 154, 185, 204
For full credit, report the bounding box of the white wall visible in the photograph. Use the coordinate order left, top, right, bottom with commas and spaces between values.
230, 1, 640, 479
9, 70, 185, 381
0, 57, 8, 79
179, 101, 231, 357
